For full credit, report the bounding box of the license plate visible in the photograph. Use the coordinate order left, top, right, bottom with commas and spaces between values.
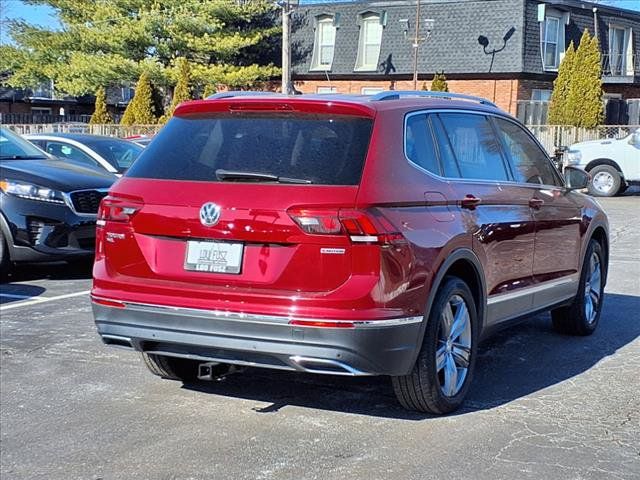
184, 241, 244, 274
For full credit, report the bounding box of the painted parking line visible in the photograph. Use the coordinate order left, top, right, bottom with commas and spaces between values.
0, 290, 91, 311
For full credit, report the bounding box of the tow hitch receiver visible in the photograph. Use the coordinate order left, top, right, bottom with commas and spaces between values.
197, 363, 243, 381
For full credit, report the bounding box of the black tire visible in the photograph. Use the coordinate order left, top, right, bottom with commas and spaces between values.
587, 165, 622, 197
551, 239, 605, 336
0, 229, 10, 281
141, 353, 199, 382
392, 276, 479, 414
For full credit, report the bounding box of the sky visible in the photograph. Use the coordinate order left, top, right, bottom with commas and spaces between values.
2, 0, 639, 44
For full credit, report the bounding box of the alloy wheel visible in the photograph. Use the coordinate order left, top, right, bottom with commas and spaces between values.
436, 294, 472, 397
584, 252, 602, 324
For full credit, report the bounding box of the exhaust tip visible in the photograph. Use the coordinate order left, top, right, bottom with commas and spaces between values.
289, 356, 366, 376
101, 334, 133, 349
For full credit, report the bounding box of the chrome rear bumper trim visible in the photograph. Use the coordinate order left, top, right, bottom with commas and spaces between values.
91, 295, 422, 328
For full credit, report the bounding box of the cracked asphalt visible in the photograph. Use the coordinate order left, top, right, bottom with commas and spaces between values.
1, 192, 639, 480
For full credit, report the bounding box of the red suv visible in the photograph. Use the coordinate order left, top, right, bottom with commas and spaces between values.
92, 91, 609, 414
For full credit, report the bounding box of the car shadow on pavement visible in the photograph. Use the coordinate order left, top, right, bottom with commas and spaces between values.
2, 261, 93, 284
182, 292, 639, 420
0, 284, 47, 304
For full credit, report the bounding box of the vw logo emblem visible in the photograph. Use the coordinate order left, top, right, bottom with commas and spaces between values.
199, 202, 221, 227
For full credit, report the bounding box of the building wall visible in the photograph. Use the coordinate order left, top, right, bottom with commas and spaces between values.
292, 0, 526, 77
295, 78, 521, 114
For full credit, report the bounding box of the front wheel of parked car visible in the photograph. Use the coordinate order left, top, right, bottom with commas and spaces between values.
0, 230, 10, 281
551, 239, 605, 336
587, 165, 622, 197
392, 276, 478, 414
141, 353, 199, 382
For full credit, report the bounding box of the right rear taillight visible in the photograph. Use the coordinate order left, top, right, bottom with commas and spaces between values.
288, 207, 405, 245
97, 197, 142, 226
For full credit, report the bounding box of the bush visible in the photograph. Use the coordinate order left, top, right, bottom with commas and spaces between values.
89, 86, 112, 124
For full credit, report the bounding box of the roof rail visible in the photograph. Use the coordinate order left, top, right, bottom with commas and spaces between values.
370, 90, 498, 108
207, 91, 287, 100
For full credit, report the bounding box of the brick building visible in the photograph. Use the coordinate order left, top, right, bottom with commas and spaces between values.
291, 0, 640, 117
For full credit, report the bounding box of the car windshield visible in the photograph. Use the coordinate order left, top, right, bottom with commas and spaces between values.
82, 138, 144, 173
0, 128, 49, 160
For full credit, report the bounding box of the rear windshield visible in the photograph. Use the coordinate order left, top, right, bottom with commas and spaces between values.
126, 113, 373, 185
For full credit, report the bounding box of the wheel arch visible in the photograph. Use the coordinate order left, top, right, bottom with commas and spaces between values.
0, 210, 15, 261
584, 158, 624, 177
408, 248, 487, 369
589, 225, 609, 286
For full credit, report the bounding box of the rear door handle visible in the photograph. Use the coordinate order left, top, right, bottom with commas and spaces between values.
529, 198, 545, 209
460, 195, 482, 210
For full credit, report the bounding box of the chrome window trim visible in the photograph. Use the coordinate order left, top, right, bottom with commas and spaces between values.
91, 296, 423, 328
487, 274, 579, 305
62, 187, 110, 217
403, 108, 565, 189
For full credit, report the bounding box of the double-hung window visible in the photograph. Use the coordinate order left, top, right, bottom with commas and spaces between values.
355, 13, 383, 71
311, 16, 336, 71
541, 15, 562, 70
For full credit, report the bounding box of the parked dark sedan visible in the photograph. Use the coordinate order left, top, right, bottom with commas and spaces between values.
0, 127, 115, 276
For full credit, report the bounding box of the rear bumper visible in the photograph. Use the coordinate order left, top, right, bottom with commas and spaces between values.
92, 298, 424, 376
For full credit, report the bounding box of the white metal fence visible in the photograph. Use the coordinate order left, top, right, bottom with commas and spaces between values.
4, 123, 638, 155
5, 123, 162, 137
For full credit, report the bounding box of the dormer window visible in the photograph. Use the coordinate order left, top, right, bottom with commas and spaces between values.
311, 15, 336, 71
355, 13, 384, 72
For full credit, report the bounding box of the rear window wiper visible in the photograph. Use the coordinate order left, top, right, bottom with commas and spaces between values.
215, 169, 312, 184
0, 155, 48, 160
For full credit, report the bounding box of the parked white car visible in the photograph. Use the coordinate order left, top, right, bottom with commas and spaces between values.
565, 128, 640, 197
25, 133, 144, 176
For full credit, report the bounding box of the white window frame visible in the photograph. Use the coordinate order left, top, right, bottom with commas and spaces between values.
540, 15, 564, 71
310, 16, 336, 71
316, 86, 337, 94
608, 25, 634, 76
355, 13, 383, 72
361, 87, 384, 95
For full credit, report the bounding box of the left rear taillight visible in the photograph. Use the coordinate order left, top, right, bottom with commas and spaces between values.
288, 207, 405, 245
97, 196, 142, 226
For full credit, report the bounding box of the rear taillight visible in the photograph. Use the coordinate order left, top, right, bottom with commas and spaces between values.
288, 207, 405, 245
97, 197, 142, 226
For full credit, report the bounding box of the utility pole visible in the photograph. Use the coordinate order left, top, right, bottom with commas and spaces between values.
281, 1, 292, 94
412, 0, 421, 90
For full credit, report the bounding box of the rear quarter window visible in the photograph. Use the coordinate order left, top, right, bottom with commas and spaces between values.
126, 113, 374, 185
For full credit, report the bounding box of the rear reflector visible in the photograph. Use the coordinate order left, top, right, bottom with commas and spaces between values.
91, 297, 126, 309
289, 319, 355, 328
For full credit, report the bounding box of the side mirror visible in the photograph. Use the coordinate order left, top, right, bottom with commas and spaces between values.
629, 132, 640, 146
564, 166, 590, 190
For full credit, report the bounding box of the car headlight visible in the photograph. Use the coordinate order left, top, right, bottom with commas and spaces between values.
565, 150, 582, 165
0, 179, 66, 204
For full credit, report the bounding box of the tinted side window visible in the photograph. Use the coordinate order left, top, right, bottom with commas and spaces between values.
438, 113, 509, 181
494, 118, 561, 186
431, 115, 461, 178
405, 114, 440, 175
46, 141, 98, 168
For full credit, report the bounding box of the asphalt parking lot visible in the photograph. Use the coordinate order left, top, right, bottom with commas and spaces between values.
1, 192, 639, 480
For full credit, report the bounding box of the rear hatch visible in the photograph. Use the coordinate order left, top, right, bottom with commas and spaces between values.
96, 98, 382, 302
